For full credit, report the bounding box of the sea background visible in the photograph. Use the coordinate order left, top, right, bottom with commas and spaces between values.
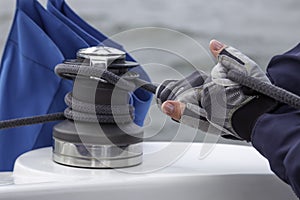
0, 0, 300, 144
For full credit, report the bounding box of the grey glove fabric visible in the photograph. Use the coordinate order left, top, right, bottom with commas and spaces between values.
155, 71, 219, 133
156, 71, 208, 106
211, 46, 270, 87
156, 45, 271, 140
202, 46, 271, 138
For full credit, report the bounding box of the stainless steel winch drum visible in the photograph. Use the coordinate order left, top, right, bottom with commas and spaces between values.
52, 46, 144, 168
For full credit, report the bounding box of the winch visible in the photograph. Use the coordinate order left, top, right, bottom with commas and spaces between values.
1, 46, 300, 170
52, 46, 144, 168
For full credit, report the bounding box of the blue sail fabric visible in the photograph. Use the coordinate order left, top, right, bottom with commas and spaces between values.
19, 0, 89, 59
47, 1, 100, 46
47, 0, 153, 126
0, 0, 90, 171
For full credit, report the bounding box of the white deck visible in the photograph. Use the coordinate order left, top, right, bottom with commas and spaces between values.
0, 142, 297, 200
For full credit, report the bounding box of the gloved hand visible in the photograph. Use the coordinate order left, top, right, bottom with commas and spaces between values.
156, 70, 222, 134
156, 40, 277, 140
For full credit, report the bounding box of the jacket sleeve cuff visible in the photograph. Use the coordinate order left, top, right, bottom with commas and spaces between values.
231, 95, 279, 141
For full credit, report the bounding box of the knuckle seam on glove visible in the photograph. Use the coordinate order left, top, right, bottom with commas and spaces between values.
219, 48, 245, 65
219, 55, 245, 72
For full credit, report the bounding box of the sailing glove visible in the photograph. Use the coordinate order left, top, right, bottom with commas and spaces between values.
156, 46, 278, 141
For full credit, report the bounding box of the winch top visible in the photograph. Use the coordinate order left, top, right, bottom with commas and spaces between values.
77, 46, 126, 60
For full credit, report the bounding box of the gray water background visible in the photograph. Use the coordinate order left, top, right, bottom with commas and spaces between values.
0, 0, 300, 144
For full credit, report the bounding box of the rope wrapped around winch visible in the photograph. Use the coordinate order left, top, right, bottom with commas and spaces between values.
1, 63, 300, 130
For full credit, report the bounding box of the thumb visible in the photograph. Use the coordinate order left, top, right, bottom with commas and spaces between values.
209, 39, 226, 58
161, 101, 185, 121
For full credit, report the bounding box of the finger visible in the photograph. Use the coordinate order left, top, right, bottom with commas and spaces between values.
218, 46, 271, 83
217, 46, 253, 74
209, 39, 226, 58
161, 100, 185, 121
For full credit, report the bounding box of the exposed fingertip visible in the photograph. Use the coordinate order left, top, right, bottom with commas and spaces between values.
210, 39, 226, 58
161, 101, 184, 121
162, 102, 175, 115
210, 39, 224, 51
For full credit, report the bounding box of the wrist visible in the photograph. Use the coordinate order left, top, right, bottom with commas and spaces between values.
231, 95, 279, 141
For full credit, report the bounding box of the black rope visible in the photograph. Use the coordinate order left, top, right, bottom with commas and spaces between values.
2, 67, 300, 130
63, 92, 134, 123
0, 113, 65, 130
228, 70, 300, 109
64, 92, 134, 115
134, 78, 157, 94
0, 62, 157, 130
55, 63, 137, 91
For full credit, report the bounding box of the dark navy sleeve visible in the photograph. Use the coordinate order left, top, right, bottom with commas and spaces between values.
252, 106, 300, 197
251, 43, 300, 198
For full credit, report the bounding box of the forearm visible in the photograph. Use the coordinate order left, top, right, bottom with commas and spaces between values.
251, 105, 300, 198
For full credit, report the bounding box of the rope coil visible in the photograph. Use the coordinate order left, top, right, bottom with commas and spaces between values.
2, 67, 300, 130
